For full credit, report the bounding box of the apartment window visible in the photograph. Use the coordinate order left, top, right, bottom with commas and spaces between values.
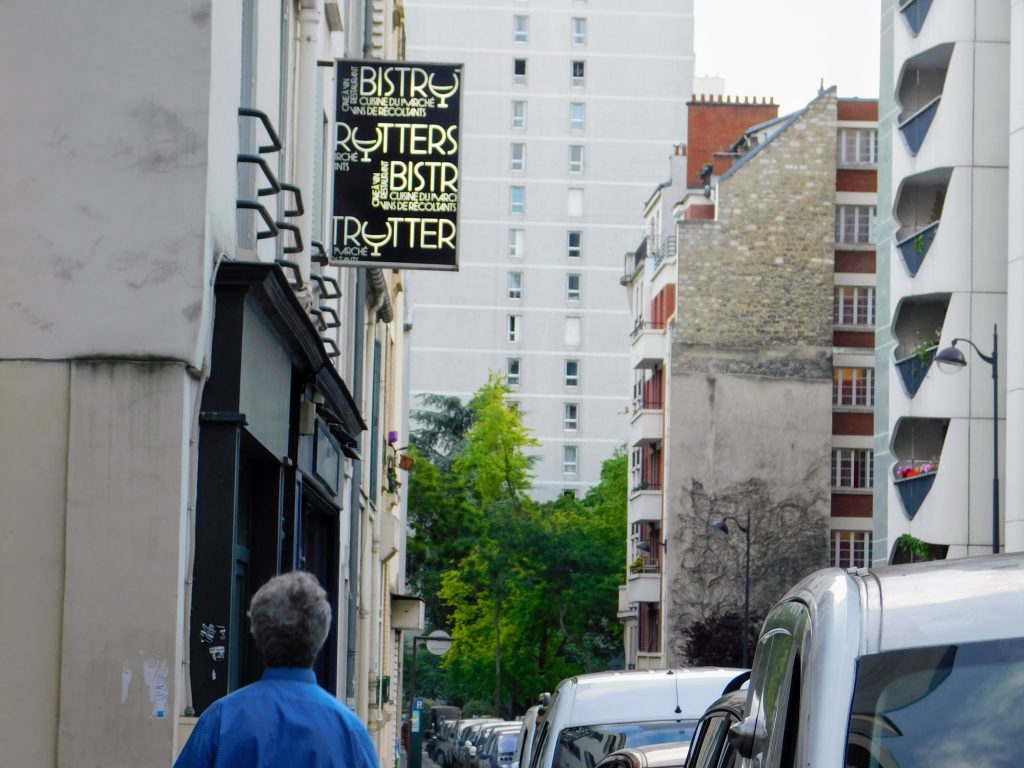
838, 128, 878, 166
513, 15, 529, 42
831, 448, 874, 490
511, 143, 526, 171
567, 188, 583, 216
508, 271, 523, 300
567, 230, 582, 258
571, 60, 586, 87
570, 102, 586, 130
511, 100, 527, 129
514, 58, 528, 85
508, 228, 524, 258
506, 358, 521, 386
510, 186, 525, 214
571, 17, 587, 44
835, 205, 875, 245
565, 359, 580, 387
507, 314, 521, 342
564, 316, 581, 347
831, 530, 872, 569
561, 488, 577, 499
563, 445, 579, 475
834, 286, 876, 326
566, 273, 581, 301
569, 145, 585, 173
564, 403, 579, 431
833, 367, 875, 408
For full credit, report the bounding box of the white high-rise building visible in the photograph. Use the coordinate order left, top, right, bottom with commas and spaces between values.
404, 0, 694, 499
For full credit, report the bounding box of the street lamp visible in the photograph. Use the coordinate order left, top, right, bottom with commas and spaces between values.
712, 510, 751, 667
934, 324, 999, 554
408, 630, 452, 768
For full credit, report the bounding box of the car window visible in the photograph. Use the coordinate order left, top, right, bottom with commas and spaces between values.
553, 720, 697, 768
746, 602, 808, 768
845, 637, 1024, 768
688, 713, 731, 768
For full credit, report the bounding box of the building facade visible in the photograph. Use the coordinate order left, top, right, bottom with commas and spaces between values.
0, 1, 418, 765
620, 90, 879, 670
403, 0, 695, 500
879, 0, 1017, 560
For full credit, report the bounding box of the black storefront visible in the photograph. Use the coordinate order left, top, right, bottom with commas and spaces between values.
189, 262, 364, 713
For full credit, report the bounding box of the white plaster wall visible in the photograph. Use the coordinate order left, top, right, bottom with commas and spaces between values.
1006, 0, 1024, 552
57, 362, 192, 767
0, 0, 216, 364
0, 362, 70, 766
405, 0, 693, 499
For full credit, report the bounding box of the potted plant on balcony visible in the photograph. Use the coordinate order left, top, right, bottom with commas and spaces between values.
628, 555, 646, 575
893, 458, 939, 519
894, 330, 940, 397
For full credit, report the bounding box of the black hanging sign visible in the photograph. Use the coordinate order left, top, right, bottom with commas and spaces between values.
331, 60, 463, 270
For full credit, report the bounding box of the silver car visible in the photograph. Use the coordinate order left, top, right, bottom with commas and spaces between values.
729, 553, 1024, 767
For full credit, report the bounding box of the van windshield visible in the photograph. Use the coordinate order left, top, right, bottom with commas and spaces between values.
553, 720, 697, 768
845, 637, 1024, 768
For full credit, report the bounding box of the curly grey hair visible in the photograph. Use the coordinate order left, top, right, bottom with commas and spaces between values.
248, 571, 331, 668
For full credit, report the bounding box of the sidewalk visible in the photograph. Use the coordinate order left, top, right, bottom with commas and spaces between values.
399, 748, 440, 768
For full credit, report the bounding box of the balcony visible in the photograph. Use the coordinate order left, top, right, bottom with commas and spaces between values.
899, 0, 933, 36
617, 585, 636, 620
891, 293, 950, 398
630, 320, 668, 369
649, 235, 677, 272
896, 222, 939, 277
896, 44, 953, 156
894, 166, 950, 276
631, 406, 663, 447
628, 487, 661, 525
625, 571, 660, 604
891, 417, 949, 519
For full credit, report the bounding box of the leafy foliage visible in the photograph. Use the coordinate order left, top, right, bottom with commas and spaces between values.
405, 377, 627, 715
682, 611, 761, 668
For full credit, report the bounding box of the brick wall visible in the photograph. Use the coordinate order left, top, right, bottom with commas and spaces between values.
686, 96, 780, 188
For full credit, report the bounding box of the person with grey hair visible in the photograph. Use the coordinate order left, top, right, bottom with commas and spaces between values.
174, 571, 378, 768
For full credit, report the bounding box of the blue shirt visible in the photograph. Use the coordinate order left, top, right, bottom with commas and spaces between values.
174, 668, 379, 768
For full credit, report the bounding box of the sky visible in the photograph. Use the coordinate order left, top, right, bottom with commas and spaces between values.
693, 0, 881, 115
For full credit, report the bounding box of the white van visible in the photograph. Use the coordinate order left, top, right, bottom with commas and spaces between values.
726, 553, 1024, 768
529, 668, 745, 768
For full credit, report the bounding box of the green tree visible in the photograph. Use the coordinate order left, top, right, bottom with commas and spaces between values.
406, 378, 628, 714
410, 393, 474, 471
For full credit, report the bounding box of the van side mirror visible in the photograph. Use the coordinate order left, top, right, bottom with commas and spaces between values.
727, 715, 767, 759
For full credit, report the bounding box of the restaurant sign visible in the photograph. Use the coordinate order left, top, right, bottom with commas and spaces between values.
331, 60, 463, 270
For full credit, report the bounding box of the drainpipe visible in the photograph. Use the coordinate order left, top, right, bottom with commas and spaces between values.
294, 0, 321, 297
346, 269, 366, 705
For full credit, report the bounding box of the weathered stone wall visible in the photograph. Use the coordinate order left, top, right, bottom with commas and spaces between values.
664, 90, 837, 665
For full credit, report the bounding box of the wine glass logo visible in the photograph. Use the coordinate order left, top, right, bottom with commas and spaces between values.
350, 126, 383, 162
360, 221, 393, 257
427, 70, 460, 109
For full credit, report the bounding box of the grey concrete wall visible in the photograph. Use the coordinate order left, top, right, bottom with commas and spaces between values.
58, 362, 192, 766
0, 362, 70, 766
0, 0, 216, 364
664, 91, 837, 664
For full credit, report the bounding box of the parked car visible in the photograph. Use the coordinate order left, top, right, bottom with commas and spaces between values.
727, 553, 1024, 767
679, 688, 747, 768
428, 706, 462, 760
529, 668, 746, 768
457, 719, 506, 768
511, 697, 548, 768
594, 742, 692, 768
442, 719, 499, 768
472, 723, 522, 768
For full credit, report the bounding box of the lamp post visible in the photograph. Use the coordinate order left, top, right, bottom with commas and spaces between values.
408, 630, 452, 768
712, 510, 751, 667
934, 324, 999, 554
